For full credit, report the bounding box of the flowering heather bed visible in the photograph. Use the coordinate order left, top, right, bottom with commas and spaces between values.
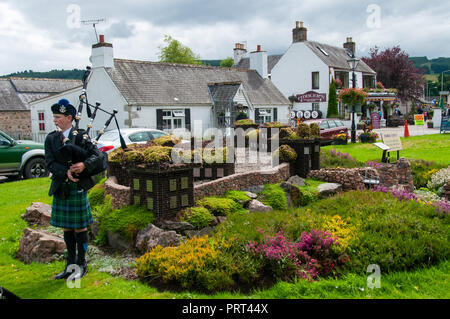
371, 185, 450, 215
247, 230, 348, 281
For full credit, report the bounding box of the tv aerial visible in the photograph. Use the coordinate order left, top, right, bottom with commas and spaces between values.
81, 18, 106, 42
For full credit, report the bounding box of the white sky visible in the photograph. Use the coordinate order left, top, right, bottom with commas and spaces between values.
0, 0, 449, 75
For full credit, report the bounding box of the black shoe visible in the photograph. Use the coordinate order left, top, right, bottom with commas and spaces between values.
73, 262, 89, 280
54, 264, 75, 280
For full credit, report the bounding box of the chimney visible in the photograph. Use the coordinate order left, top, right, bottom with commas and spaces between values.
89, 34, 114, 69
233, 42, 247, 66
293, 21, 307, 43
343, 37, 356, 55
250, 45, 268, 79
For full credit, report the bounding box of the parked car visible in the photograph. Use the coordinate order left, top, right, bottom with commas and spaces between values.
95, 128, 170, 153
302, 118, 349, 144
0, 130, 48, 179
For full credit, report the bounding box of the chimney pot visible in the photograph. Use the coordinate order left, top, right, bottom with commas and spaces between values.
257, 45, 261, 52
99, 35, 105, 43
293, 21, 307, 43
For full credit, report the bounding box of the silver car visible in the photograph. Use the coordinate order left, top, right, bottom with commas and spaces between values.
95, 128, 169, 153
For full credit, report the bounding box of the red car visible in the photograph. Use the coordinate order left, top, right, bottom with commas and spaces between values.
303, 118, 349, 143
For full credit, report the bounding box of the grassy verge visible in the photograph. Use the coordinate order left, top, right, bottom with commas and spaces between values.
322, 134, 450, 165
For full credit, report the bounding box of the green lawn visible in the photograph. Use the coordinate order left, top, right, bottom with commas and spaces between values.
0, 177, 449, 299
322, 133, 450, 165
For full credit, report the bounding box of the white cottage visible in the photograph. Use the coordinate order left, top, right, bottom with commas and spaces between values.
234, 21, 377, 120
30, 36, 290, 140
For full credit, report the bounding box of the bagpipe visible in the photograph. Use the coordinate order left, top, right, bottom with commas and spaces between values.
57, 66, 127, 177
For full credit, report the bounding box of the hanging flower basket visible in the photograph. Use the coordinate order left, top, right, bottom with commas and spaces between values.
338, 88, 368, 105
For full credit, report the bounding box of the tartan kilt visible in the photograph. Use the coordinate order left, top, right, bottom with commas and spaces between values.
51, 182, 93, 229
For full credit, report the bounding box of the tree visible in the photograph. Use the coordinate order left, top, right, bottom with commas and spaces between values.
158, 35, 202, 65
362, 46, 424, 101
220, 57, 234, 67
327, 78, 338, 118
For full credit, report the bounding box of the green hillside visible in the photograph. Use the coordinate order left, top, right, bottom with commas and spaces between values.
0, 69, 85, 80
410, 56, 450, 74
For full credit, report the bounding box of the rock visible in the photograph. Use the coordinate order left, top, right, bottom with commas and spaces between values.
287, 175, 305, 187
135, 224, 182, 253
21, 202, 51, 226
90, 220, 100, 240
156, 220, 195, 232
17, 228, 65, 264
243, 185, 264, 195
107, 231, 134, 251
317, 183, 342, 198
248, 200, 273, 213
184, 226, 215, 239
245, 192, 258, 199
216, 216, 227, 224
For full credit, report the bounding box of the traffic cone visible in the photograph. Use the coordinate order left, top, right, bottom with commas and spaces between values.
404, 120, 410, 138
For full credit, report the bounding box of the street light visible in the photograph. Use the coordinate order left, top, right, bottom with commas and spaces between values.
347, 53, 360, 143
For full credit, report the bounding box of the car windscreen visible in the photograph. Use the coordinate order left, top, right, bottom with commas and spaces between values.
99, 131, 119, 141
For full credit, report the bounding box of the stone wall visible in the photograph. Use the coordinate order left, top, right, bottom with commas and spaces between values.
307, 167, 377, 191
443, 183, 450, 202
0, 110, 31, 139
307, 158, 414, 192
105, 163, 291, 208
194, 162, 290, 199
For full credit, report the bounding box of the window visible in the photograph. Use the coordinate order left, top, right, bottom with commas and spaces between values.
312, 72, 319, 90
335, 71, 349, 88
256, 108, 272, 124
319, 121, 329, 129
38, 111, 45, 132
328, 121, 337, 128
312, 103, 320, 111
363, 75, 376, 88
129, 131, 152, 142
162, 110, 185, 131
151, 131, 167, 139
334, 120, 345, 127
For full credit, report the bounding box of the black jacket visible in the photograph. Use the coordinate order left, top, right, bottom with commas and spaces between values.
45, 128, 104, 197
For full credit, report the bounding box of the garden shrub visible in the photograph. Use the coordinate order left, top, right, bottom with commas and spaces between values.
320, 148, 365, 168
181, 206, 214, 229
309, 123, 321, 138
88, 184, 105, 208
196, 196, 246, 216
142, 146, 172, 163
259, 184, 288, 210
427, 166, 450, 190
296, 188, 319, 207
234, 119, 255, 126
224, 190, 251, 204
108, 148, 124, 163
152, 134, 181, 147
264, 121, 285, 128
94, 197, 154, 246
296, 123, 311, 138
410, 160, 446, 188
278, 127, 300, 140
273, 145, 297, 162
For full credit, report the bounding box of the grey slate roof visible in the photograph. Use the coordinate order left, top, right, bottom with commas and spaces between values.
304, 41, 375, 74
208, 83, 241, 102
106, 59, 289, 106
235, 42, 375, 75
0, 77, 82, 111
0, 79, 27, 111
235, 55, 283, 74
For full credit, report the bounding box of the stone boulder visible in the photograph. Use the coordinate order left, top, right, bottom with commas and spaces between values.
287, 175, 305, 187
17, 228, 65, 264
245, 192, 258, 199
156, 220, 195, 233
280, 182, 302, 208
107, 231, 134, 251
185, 226, 215, 239
317, 183, 342, 198
21, 202, 51, 226
248, 199, 273, 213
135, 224, 182, 253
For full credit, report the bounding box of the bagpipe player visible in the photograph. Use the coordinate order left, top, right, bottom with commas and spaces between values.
45, 98, 106, 280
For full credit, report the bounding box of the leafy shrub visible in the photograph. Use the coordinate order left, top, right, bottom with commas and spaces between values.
320, 148, 365, 168
309, 123, 321, 138
181, 206, 214, 229
427, 166, 450, 190
273, 145, 297, 162
297, 188, 319, 207
142, 146, 172, 163
278, 127, 300, 140
259, 184, 288, 210
196, 196, 245, 216
88, 184, 105, 208
235, 112, 248, 121
296, 123, 311, 138
264, 121, 286, 128
123, 150, 145, 165
224, 190, 251, 204
234, 119, 256, 126
410, 160, 446, 188
94, 197, 154, 246
108, 148, 124, 163
152, 134, 181, 147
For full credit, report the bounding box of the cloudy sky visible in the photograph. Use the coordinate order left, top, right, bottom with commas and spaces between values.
0, 0, 449, 75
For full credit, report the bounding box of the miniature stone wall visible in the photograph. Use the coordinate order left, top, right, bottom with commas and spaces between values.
105, 163, 290, 208
307, 158, 414, 192
194, 162, 290, 199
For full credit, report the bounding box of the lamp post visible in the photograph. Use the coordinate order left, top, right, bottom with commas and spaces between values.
347, 53, 360, 143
